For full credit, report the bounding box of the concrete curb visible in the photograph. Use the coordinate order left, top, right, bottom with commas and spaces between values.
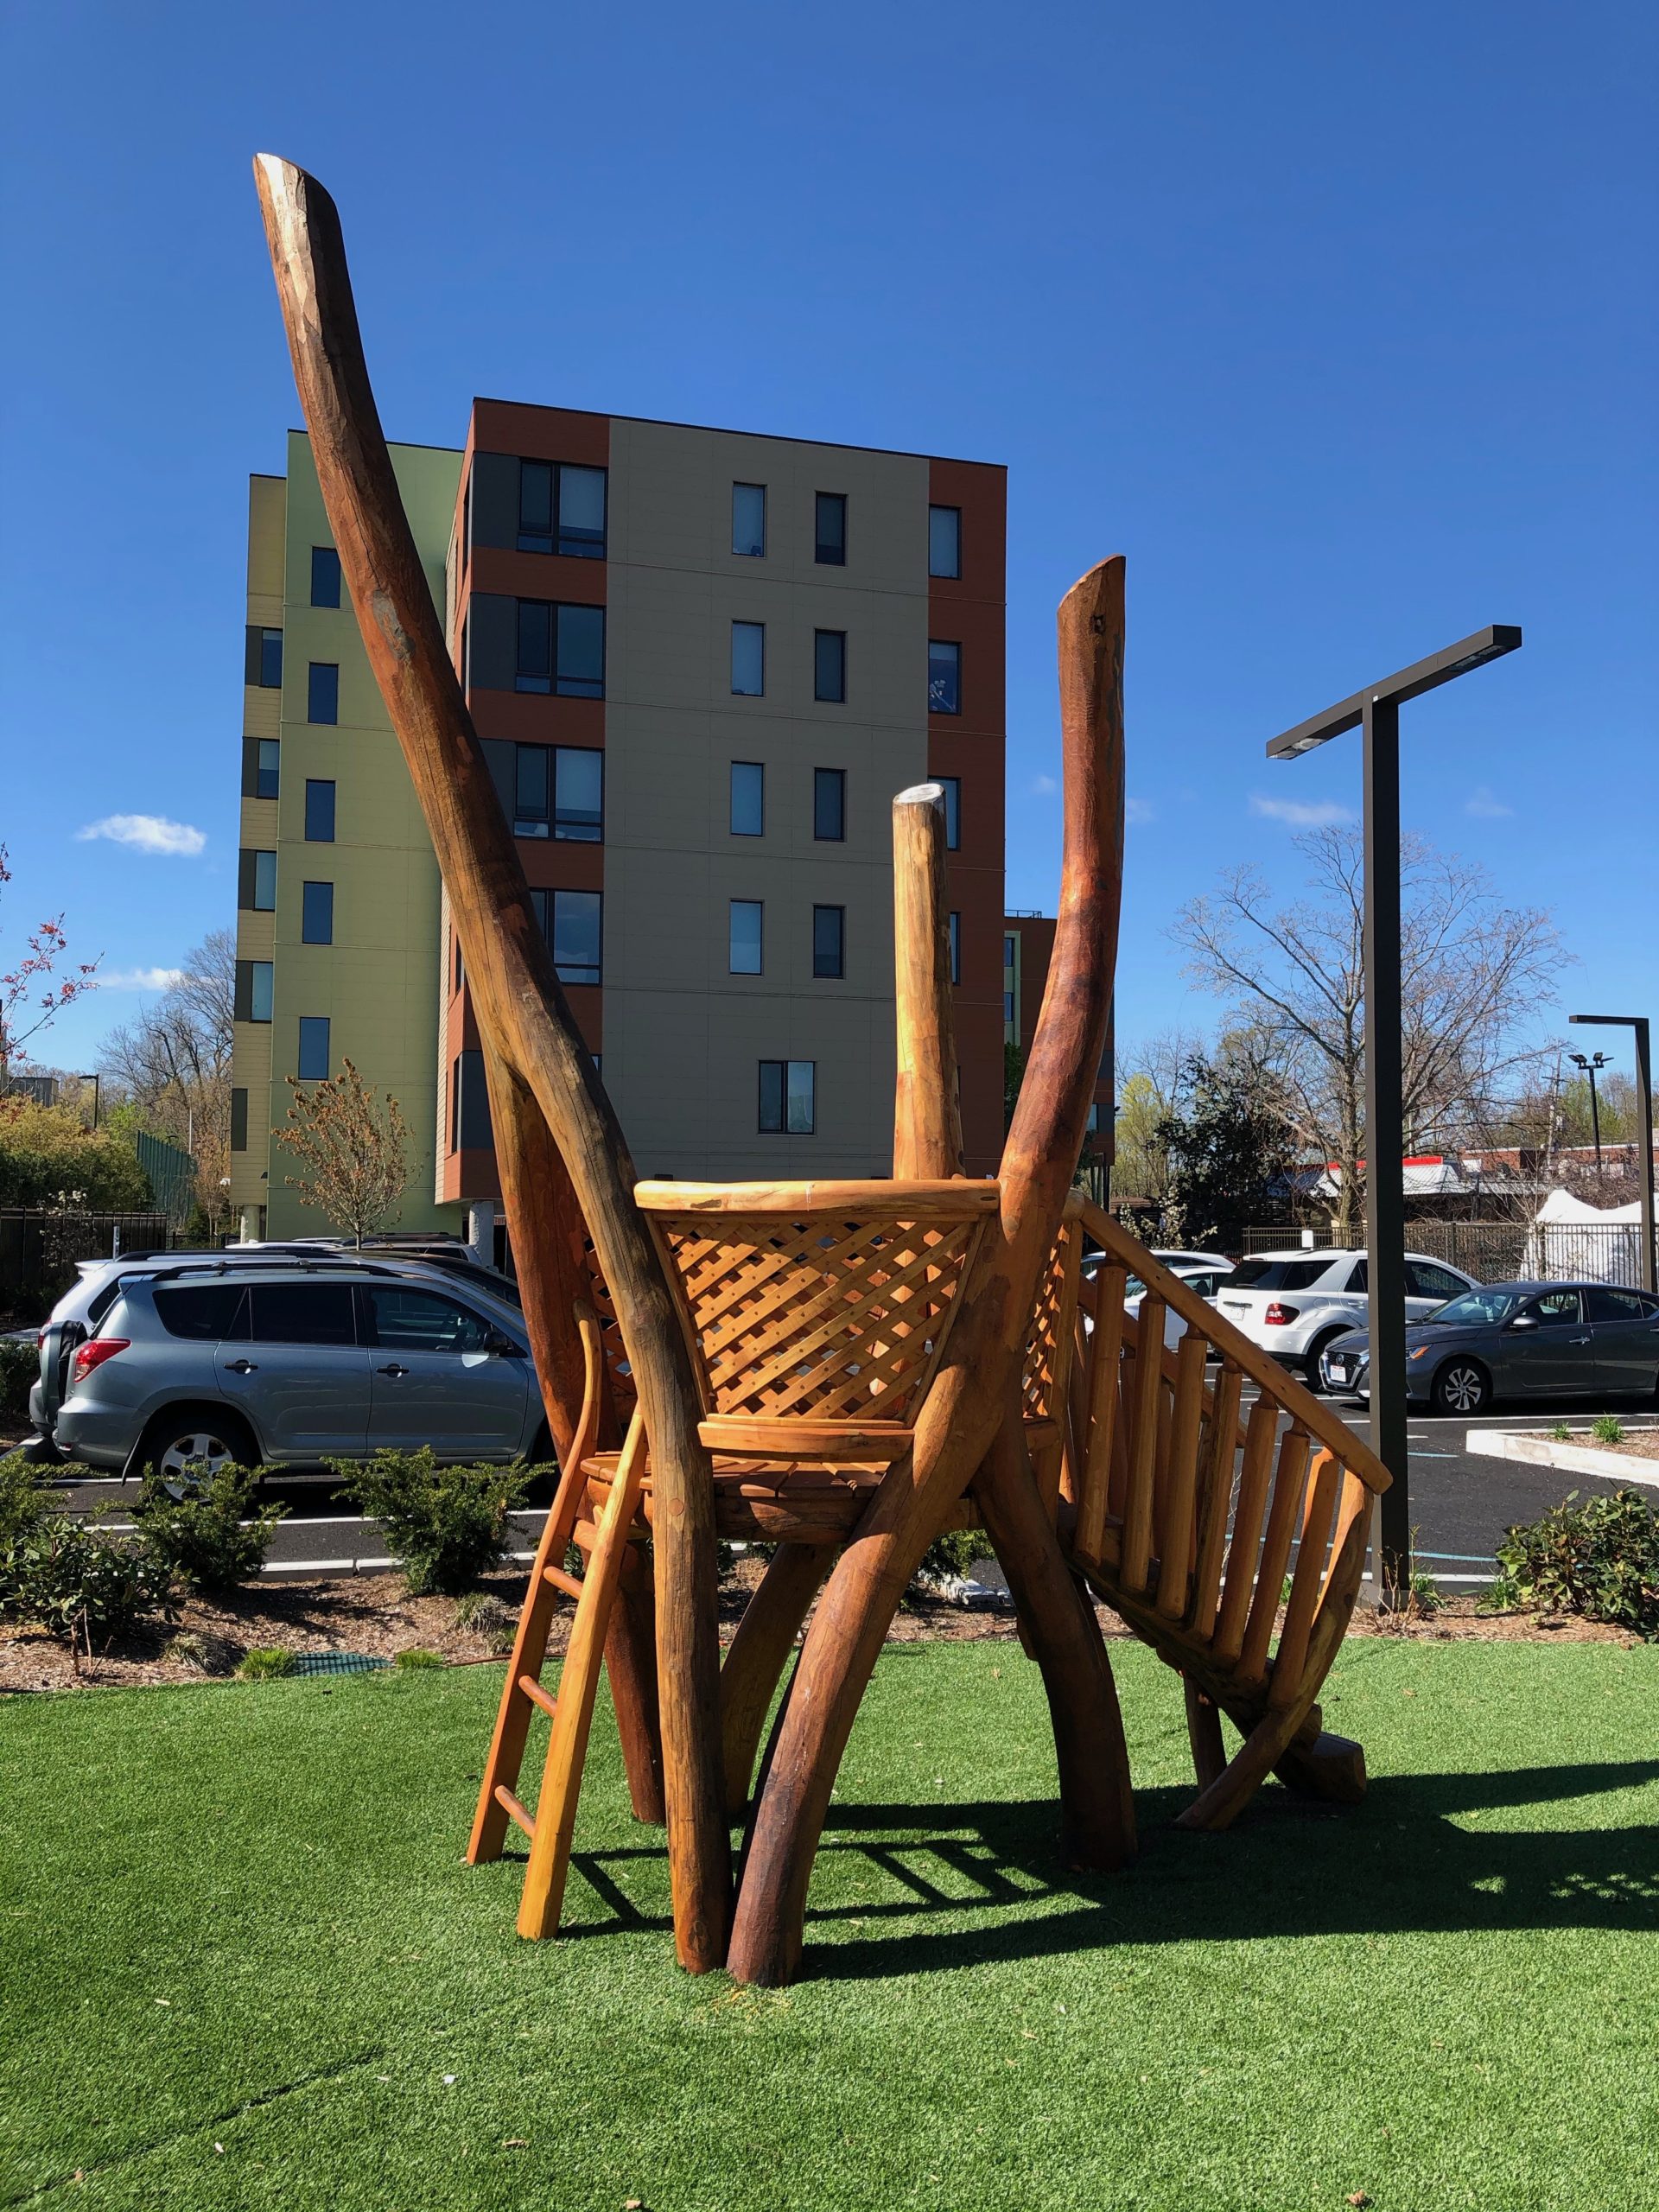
1466, 1428, 1659, 1491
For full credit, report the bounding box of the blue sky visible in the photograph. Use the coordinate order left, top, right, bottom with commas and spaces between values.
3, 0, 1653, 1088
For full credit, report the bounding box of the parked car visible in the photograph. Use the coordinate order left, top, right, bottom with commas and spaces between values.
1319, 1281, 1659, 1414
1149, 1249, 1233, 1274
1211, 1248, 1478, 1389
1079, 1258, 1234, 1355
31, 1252, 547, 1477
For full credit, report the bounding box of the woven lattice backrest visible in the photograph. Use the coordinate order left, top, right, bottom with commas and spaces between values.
635, 1180, 1000, 1430
1021, 1198, 1084, 1424
579, 1243, 639, 1428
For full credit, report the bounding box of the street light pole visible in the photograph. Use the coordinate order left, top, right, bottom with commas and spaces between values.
1266, 623, 1522, 1601
1568, 1050, 1608, 1177
1569, 1014, 1656, 1293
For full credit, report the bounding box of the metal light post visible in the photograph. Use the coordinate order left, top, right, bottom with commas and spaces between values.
1569, 1014, 1656, 1293
1567, 1049, 1609, 1177
1266, 624, 1522, 1598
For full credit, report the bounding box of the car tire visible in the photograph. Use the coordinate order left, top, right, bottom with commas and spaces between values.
134, 1404, 260, 1484
1430, 1360, 1490, 1418
1302, 1330, 1347, 1394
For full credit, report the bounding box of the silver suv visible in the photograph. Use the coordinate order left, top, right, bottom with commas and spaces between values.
34, 1255, 547, 1478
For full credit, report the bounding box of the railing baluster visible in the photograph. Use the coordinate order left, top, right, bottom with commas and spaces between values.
1269, 1447, 1342, 1707
1188, 1361, 1242, 1637
1075, 1264, 1126, 1565
1236, 1426, 1313, 1692
1210, 1398, 1280, 1669
1154, 1332, 1207, 1617
1120, 1293, 1164, 1593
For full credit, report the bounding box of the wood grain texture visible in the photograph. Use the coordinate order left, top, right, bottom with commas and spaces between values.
253, 156, 728, 1969
890, 784, 964, 1179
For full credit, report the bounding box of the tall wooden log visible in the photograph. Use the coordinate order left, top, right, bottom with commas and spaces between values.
252, 156, 728, 1968
891, 785, 963, 1179
727, 559, 1128, 1986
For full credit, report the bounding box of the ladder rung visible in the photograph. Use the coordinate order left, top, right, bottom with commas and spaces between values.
518, 1673, 557, 1719
543, 1564, 584, 1600
493, 1784, 535, 1839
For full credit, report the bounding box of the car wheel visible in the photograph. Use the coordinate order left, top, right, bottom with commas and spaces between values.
1303, 1331, 1347, 1394
1430, 1360, 1490, 1417
138, 1406, 258, 1484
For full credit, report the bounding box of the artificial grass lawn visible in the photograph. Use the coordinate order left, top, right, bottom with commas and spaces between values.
3, 1642, 1656, 2212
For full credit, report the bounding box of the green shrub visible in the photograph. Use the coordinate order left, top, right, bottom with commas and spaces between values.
0, 1449, 54, 1549
330, 1448, 539, 1596
0, 1519, 175, 1646
393, 1646, 446, 1671
918, 1527, 988, 1586
130, 1463, 287, 1590
1549, 1421, 1572, 1442
1491, 1489, 1659, 1639
0, 1338, 38, 1421
237, 1645, 295, 1680
1591, 1415, 1625, 1447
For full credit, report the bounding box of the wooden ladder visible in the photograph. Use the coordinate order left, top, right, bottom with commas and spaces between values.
467, 1307, 649, 1939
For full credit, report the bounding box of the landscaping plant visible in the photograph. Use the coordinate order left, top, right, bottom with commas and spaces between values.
331, 1447, 539, 1595
0, 1516, 175, 1649
130, 1461, 288, 1590
1491, 1488, 1659, 1639
1591, 1414, 1624, 1446
237, 1645, 296, 1680
0, 1337, 39, 1421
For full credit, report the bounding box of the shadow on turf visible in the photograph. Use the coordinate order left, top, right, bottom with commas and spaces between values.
552, 1759, 1659, 1974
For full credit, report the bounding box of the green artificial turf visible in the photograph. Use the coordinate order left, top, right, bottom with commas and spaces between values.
3, 1638, 1656, 2211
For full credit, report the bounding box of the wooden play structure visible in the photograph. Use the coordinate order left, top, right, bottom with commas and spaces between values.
256, 156, 1391, 1987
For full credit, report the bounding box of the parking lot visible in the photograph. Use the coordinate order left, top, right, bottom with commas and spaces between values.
49, 1390, 1659, 1589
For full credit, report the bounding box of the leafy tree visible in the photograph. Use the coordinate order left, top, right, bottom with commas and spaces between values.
1154, 1052, 1294, 1248
275, 1058, 410, 1245
0, 1096, 151, 1211
0, 844, 100, 1079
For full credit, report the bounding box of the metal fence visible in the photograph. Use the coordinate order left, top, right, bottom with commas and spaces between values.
0, 1211, 190, 1316
1239, 1218, 1655, 1288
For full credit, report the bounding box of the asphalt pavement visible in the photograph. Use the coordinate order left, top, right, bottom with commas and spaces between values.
45, 1389, 1659, 1587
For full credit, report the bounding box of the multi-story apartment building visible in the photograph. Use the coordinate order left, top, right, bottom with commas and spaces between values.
231, 407, 1007, 1243
1003, 912, 1115, 1179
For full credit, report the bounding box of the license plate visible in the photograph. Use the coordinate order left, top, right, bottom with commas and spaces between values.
1328, 1362, 1350, 1381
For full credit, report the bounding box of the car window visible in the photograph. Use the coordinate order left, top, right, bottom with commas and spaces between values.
1428, 1287, 1522, 1326
1228, 1257, 1332, 1292
154, 1284, 251, 1341
1407, 1262, 1466, 1300
246, 1282, 358, 1346
366, 1286, 493, 1355
1524, 1290, 1583, 1328
1344, 1261, 1368, 1294
1586, 1287, 1657, 1323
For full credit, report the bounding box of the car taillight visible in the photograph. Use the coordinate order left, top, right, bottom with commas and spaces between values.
72, 1338, 130, 1382
1263, 1303, 1300, 1326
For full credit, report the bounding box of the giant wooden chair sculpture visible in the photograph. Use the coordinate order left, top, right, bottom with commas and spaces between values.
255, 154, 1389, 1988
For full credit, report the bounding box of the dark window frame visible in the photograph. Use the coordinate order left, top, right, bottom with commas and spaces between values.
245, 626, 283, 688
815, 491, 847, 566
729, 899, 764, 976
731, 620, 766, 697
812, 904, 845, 980
513, 599, 607, 698
303, 779, 336, 842
301, 880, 334, 945
307, 661, 340, 725
814, 628, 847, 704
296, 1015, 331, 1081
813, 766, 846, 842
928, 504, 962, 580
732, 481, 767, 557
729, 760, 765, 837
759, 1058, 817, 1135
928, 639, 961, 716
939, 775, 961, 850
309, 544, 342, 607
516, 458, 608, 559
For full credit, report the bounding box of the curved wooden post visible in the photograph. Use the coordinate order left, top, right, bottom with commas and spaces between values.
889, 786, 1135, 1872
253, 157, 727, 1967
727, 559, 1128, 1986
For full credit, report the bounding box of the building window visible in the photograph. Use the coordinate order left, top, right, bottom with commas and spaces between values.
450, 1047, 493, 1151
529, 887, 602, 985
939, 775, 961, 850
732, 483, 766, 557
297, 1016, 330, 1080
239, 849, 277, 912
730, 761, 764, 836
814, 629, 846, 703
304, 779, 336, 842
245, 626, 283, 688
928, 639, 960, 715
731, 621, 765, 696
255, 739, 280, 798
948, 911, 961, 985
518, 461, 607, 558
308, 662, 339, 724
813, 766, 845, 842
928, 505, 961, 579
230, 1087, 248, 1153
235, 960, 274, 1024
452, 931, 464, 995
553, 747, 603, 841
310, 545, 342, 607
729, 899, 763, 975
759, 1059, 816, 1135
812, 905, 844, 979
302, 881, 334, 945
1003, 989, 1014, 1025
486, 742, 604, 841
815, 493, 847, 566
514, 600, 606, 697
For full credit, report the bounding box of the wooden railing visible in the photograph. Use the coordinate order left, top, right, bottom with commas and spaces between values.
1057, 1202, 1390, 1827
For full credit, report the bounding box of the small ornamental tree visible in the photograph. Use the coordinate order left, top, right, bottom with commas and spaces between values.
275, 1058, 410, 1246
0, 845, 100, 1080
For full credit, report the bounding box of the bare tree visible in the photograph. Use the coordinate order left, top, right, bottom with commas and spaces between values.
99, 930, 235, 1231
275, 1058, 410, 1245
1174, 826, 1567, 1239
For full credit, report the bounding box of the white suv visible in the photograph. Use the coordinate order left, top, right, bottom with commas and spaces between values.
1213, 1249, 1478, 1389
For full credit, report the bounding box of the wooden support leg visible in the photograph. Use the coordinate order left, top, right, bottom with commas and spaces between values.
1173, 1698, 1310, 1834
1274, 1716, 1368, 1806
975, 1402, 1136, 1873
1183, 1676, 1227, 1793
606, 1564, 666, 1825
719, 1542, 834, 1821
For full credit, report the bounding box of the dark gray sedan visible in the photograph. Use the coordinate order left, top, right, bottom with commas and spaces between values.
1319, 1281, 1659, 1416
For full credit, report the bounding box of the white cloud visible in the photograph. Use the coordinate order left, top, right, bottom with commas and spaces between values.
1464, 785, 1514, 819
1031, 774, 1058, 796
99, 966, 186, 992
1125, 797, 1154, 825
75, 814, 207, 857
1249, 793, 1355, 829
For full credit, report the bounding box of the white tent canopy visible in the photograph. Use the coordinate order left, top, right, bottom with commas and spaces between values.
1522, 1186, 1654, 1287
